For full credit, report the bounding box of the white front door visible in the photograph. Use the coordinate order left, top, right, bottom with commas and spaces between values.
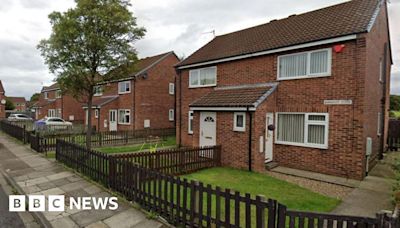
199, 112, 216, 147
265, 113, 274, 162
109, 110, 117, 131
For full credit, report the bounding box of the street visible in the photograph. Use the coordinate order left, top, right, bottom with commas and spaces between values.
0, 174, 25, 228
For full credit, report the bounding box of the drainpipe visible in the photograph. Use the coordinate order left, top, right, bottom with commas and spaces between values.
247, 107, 253, 172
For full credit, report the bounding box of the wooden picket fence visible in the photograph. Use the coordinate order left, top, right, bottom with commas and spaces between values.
55, 140, 399, 228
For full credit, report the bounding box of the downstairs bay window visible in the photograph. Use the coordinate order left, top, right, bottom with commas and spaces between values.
276, 113, 329, 149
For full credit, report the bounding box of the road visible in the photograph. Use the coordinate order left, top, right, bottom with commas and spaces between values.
0, 175, 25, 228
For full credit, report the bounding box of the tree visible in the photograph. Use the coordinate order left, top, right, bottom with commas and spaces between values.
5, 98, 15, 110
30, 93, 40, 103
391, 95, 400, 111
38, 0, 145, 149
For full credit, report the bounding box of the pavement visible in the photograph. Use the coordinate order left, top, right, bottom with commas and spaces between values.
0, 132, 169, 228
331, 152, 397, 217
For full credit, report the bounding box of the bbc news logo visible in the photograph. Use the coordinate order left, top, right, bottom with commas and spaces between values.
9, 195, 118, 212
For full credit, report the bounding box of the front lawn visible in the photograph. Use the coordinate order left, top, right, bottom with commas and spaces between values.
183, 167, 340, 212
97, 136, 176, 154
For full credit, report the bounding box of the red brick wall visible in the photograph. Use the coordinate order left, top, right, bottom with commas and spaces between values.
0, 93, 5, 119
177, 33, 388, 179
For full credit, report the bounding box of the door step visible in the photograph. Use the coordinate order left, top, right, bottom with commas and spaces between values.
265, 162, 279, 170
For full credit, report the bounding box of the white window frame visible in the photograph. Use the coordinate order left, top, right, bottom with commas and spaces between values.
379, 59, 383, 83
189, 66, 217, 88
118, 109, 131, 125
233, 112, 246, 132
277, 48, 332, 80
94, 86, 103, 96
48, 109, 56, 117
44, 92, 48, 99
188, 111, 194, 134
118, 81, 131, 94
169, 83, 175, 95
377, 112, 382, 136
144, 119, 150, 128
55, 90, 62, 99
169, 109, 174, 121
95, 109, 99, 119
275, 112, 329, 149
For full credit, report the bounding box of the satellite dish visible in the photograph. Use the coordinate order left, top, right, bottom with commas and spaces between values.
0, 99, 5, 105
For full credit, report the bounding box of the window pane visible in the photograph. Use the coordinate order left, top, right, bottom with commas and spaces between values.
277, 114, 304, 143
308, 115, 325, 121
236, 115, 244, 127
307, 125, 325, 144
200, 68, 216, 85
189, 70, 199, 86
279, 53, 307, 78
310, 50, 329, 74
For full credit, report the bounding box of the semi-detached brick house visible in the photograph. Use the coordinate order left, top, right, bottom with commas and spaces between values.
0, 80, 5, 119
175, 0, 392, 180
7, 97, 27, 112
32, 83, 85, 122
83, 51, 179, 131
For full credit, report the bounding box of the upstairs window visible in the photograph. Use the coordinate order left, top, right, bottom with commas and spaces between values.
56, 90, 62, 99
44, 92, 48, 99
276, 113, 329, 149
94, 86, 103, 96
118, 81, 131, 94
278, 48, 331, 80
189, 66, 217, 88
169, 83, 175, 95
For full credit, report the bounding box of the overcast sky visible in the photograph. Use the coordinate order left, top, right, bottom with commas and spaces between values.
0, 0, 398, 99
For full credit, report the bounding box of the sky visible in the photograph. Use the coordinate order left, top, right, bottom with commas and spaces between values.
0, 0, 398, 100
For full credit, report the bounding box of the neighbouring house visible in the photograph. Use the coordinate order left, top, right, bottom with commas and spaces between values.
0, 80, 5, 119
83, 51, 179, 132
32, 83, 85, 122
7, 97, 27, 112
175, 0, 392, 180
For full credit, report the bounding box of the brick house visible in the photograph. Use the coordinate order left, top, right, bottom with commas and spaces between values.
175, 0, 392, 180
84, 51, 179, 131
32, 83, 85, 122
7, 97, 27, 112
0, 80, 5, 119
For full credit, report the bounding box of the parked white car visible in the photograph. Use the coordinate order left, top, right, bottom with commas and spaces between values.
34, 117, 73, 131
7, 114, 33, 122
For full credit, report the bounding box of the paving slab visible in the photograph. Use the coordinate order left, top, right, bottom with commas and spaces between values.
50, 217, 79, 228
103, 209, 146, 228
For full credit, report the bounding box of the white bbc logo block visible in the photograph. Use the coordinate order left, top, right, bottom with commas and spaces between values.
29, 195, 46, 212
9, 195, 26, 212
48, 195, 65, 212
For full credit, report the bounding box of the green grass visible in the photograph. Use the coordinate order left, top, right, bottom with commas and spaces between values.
45, 151, 56, 159
393, 111, 400, 118
97, 136, 176, 154
183, 167, 340, 212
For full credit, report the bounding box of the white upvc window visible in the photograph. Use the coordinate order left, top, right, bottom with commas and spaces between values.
189, 66, 217, 88
94, 86, 103, 96
188, 111, 194, 134
278, 48, 332, 80
169, 109, 174, 121
44, 92, 48, 99
144, 119, 150, 128
95, 109, 99, 119
118, 109, 130, 124
233, 112, 246, 132
57, 108, 62, 118
276, 113, 329, 149
118, 81, 131, 94
48, 109, 56, 117
56, 90, 62, 99
379, 59, 383, 83
377, 112, 382, 136
169, 83, 175, 95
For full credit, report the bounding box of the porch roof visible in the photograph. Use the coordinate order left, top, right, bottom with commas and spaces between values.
190, 83, 278, 110
82, 96, 118, 108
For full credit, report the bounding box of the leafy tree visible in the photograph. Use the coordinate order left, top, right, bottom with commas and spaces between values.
391, 95, 400, 111
5, 98, 15, 110
30, 93, 40, 103
38, 0, 145, 149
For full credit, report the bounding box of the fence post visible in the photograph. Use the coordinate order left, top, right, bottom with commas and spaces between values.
277, 203, 287, 228
191, 180, 200, 225
23, 125, 27, 144
256, 195, 266, 228
268, 199, 277, 228
108, 156, 115, 189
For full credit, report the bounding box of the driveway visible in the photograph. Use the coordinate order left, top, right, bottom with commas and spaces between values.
332, 152, 397, 217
